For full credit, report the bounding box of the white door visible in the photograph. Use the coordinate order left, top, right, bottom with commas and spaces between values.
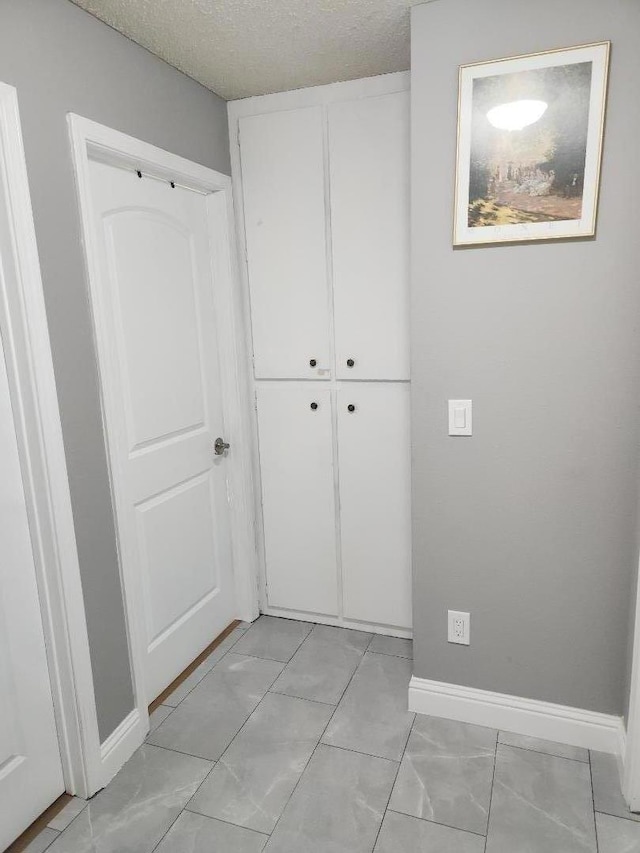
256, 383, 338, 616
239, 107, 332, 380
0, 326, 64, 848
337, 383, 412, 629
329, 92, 410, 380
89, 161, 237, 701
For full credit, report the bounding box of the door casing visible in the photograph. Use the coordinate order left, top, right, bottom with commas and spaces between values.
0, 82, 96, 799
68, 114, 260, 785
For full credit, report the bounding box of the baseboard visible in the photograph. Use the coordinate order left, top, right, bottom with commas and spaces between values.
99, 708, 144, 786
409, 676, 625, 756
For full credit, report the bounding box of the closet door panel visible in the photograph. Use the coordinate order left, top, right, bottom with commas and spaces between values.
257, 384, 338, 615
338, 383, 411, 628
240, 108, 331, 379
329, 92, 410, 380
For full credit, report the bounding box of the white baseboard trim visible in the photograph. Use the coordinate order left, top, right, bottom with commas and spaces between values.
409, 676, 625, 756
99, 709, 144, 786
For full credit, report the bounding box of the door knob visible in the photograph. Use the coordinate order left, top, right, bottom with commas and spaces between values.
214, 437, 230, 455
346, 358, 355, 368
347, 404, 356, 413
310, 402, 318, 410
309, 358, 317, 367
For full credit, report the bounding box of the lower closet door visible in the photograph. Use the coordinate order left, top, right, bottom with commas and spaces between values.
256, 383, 338, 616
337, 382, 412, 629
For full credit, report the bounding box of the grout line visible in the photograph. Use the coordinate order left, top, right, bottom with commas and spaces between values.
233, 616, 314, 665
386, 808, 490, 840
146, 742, 219, 763
268, 688, 337, 707
150, 620, 242, 712
365, 649, 412, 660
589, 751, 600, 853
496, 741, 589, 764
483, 732, 499, 845
149, 810, 185, 852
370, 703, 420, 848
157, 625, 248, 711
149, 755, 222, 853
160, 624, 325, 777
370, 741, 404, 852
147, 704, 177, 735
316, 741, 399, 764
171, 640, 304, 824
203, 660, 291, 761
594, 809, 640, 825
263, 639, 367, 841
45, 797, 90, 839
182, 807, 270, 839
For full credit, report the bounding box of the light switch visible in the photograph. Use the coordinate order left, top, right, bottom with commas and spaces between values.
448, 400, 472, 436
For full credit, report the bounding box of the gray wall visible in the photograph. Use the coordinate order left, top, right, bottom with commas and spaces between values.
0, 0, 230, 740
411, 0, 640, 716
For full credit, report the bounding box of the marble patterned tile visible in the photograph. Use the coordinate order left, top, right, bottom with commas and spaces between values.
47, 744, 211, 853
375, 810, 485, 852
147, 705, 173, 735
485, 744, 596, 852
322, 651, 414, 760
148, 654, 285, 760
368, 635, 413, 659
270, 624, 371, 705
163, 624, 249, 707
264, 743, 397, 853
498, 730, 588, 763
18, 828, 59, 852
389, 715, 496, 835
596, 811, 640, 853
154, 811, 267, 853
47, 797, 88, 832
232, 617, 312, 662
591, 750, 640, 822
188, 692, 333, 833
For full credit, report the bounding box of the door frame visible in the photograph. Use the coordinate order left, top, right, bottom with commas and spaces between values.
67, 115, 260, 733
0, 83, 98, 798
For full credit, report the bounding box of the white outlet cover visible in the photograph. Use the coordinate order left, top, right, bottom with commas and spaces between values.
448, 610, 470, 645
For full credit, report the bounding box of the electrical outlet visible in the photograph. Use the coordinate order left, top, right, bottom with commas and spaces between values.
448, 610, 470, 645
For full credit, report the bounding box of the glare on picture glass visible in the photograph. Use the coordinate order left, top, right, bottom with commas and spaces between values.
486, 99, 548, 132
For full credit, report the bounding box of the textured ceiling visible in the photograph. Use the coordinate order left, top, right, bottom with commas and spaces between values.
70, 0, 414, 100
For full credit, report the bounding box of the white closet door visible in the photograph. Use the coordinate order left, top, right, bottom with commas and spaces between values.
240, 108, 331, 380
329, 92, 410, 380
337, 383, 412, 629
256, 384, 338, 616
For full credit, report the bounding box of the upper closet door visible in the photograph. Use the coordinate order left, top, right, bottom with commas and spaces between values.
240, 107, 331, 380
329, 92, 410, 380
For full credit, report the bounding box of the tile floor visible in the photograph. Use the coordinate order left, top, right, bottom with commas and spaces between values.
22, 616, 640, 852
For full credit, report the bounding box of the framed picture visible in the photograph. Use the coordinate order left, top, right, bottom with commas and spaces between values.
453, 41, 610, 246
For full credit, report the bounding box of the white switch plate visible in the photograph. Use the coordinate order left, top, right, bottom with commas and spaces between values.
448, 610, 470, 645
448, 400, 472, 436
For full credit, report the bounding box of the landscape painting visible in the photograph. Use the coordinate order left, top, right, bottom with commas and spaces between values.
454, 42, 610, 246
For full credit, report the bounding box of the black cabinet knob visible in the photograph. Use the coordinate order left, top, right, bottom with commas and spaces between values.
309, 358, 317, 367
310, 402, 318, 410
347, 404, 355, 412
346, 358, 355, 368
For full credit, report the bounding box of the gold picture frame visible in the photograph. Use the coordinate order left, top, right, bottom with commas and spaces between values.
453, 41, 610, 246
